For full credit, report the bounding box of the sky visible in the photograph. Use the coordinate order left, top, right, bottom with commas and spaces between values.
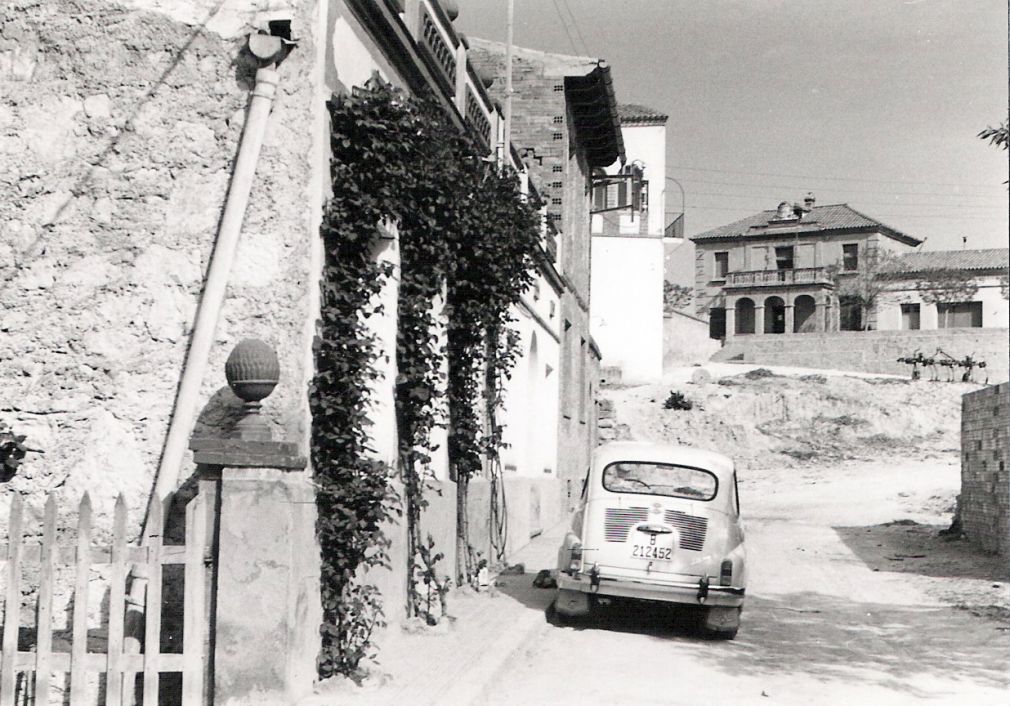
455, 0, 1009, 252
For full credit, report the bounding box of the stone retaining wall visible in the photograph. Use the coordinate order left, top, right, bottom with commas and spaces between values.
0, 0, 318, 541
713, 329, 1009, 382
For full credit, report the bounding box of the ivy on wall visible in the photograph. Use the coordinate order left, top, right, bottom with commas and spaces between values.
311, 77, 542, 677
444, 167, 542, 581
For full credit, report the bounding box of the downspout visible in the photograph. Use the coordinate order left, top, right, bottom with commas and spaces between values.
150, 29, 293, 516
126, 23, 295, 642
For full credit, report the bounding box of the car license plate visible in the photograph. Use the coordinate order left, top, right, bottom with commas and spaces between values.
631, 544, 672, 560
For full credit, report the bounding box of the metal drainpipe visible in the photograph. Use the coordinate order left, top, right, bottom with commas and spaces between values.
125, 29, 292, 655
149, 62, 280, 512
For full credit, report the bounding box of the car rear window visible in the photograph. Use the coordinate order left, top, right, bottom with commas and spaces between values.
602, 462, 718, 501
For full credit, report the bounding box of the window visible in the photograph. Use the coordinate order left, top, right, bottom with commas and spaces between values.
552, 165, 563, 173
552, 132, 563, 140
775, 246, 794, 270
551, 181, 562, 189
552, 115, 564, 124
551, 197, 562, 206
606, 182, 618, 209
938, 301, 982, 328
842, 243, 859, 271
578, 338, 587, 423
553, 83, 564, 92
713, 252, 729, 280
900, 303, 920, 330
709, 307, 726, 339
561, 320, 572, 419
602, 462, 718, 501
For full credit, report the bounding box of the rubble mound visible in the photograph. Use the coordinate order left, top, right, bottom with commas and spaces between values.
605, 368, 981, 469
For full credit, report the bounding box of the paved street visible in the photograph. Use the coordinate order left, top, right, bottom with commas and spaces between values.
481, 460, 1009, 706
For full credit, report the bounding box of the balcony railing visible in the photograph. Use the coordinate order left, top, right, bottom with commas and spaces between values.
400, 0, 555, 261
724, 267, 831, 287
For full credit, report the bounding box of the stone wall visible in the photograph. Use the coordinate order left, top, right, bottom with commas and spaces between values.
663, 310, 722, 370
0, 0, 318, 541
712, 328, 1009, 383
960, 383, 1009, 555
465, 476, 568, 565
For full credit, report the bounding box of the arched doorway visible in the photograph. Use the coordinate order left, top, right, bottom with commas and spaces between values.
764, 296, 785, 334
794, 295, 816, 333
735, 298, 755, 335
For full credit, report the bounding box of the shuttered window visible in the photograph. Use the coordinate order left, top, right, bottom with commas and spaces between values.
937, 301, 982, 328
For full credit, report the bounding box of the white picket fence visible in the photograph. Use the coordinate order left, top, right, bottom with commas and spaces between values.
0, 491, 211, 705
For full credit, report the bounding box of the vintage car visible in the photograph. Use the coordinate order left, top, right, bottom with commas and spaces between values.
555, 441, 746, 638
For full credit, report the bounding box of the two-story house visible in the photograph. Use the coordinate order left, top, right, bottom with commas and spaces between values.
691, 196, 922, 338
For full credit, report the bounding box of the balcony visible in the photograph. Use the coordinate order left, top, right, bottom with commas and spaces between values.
724, 267, 832, 288
398, 0, 557, 265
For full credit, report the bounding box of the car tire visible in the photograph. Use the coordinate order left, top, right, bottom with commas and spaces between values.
554, 588, 592, 621
702, 625, 738, 640
700, 606, 741, 640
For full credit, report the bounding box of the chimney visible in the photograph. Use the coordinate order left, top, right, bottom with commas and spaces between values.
804, 192, 816, 210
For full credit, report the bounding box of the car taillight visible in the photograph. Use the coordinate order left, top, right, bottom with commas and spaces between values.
720, 559, 733, 586
569, 543, 583, 574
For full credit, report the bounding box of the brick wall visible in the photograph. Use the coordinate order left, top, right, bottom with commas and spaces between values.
960, 383, 1009, 555
713, 328, 1009, 383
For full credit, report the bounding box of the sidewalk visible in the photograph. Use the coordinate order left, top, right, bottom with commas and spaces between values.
302, 519, 569, 705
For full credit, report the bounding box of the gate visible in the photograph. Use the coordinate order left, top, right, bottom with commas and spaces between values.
0, 488, 213, 706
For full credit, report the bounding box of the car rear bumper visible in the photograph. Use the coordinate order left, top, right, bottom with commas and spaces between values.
557, 572, 745, 608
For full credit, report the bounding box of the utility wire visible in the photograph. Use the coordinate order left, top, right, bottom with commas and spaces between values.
550, 0, 579, 55
678, 190, 1008, 210
666, 204, 1003, 220
560, 0, 591, 56
668, 165, 1005, 189
668, 175, 1006, 199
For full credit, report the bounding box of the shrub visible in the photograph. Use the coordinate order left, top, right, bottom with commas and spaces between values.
663, 391, 693, 411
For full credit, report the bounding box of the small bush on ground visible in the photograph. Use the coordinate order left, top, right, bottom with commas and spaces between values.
663, 391, 693, 410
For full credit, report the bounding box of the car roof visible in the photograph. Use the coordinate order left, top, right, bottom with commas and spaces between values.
592, 441, 735, 479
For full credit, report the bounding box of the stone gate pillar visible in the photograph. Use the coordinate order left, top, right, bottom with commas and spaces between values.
190, 339, 318, 706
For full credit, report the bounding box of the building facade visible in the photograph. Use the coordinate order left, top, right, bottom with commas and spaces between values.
691, 197, 922, 338
468, 38, 623, 499
588, 103, 669, 382
877, 248, 1010, 331
2, 0, 625, 682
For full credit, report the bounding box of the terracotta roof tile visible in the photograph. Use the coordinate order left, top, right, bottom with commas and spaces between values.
887, 248, 1010, 274
618, 103, 668, 124
690, 203, 921, 246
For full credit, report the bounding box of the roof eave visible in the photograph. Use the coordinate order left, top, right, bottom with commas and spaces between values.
691, 224, 923, 245
564, 63, 625, 168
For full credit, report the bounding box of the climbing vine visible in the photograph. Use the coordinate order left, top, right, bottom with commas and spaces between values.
311, 82, 414, 677
311, 77, 543, 675
444, 164, 542, 582
0, 422, 28, 483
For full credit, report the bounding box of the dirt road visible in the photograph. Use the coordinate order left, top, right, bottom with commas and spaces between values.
482, 458, 1009, 705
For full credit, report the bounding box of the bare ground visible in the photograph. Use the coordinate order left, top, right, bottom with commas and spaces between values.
603, 365, 1009, 631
